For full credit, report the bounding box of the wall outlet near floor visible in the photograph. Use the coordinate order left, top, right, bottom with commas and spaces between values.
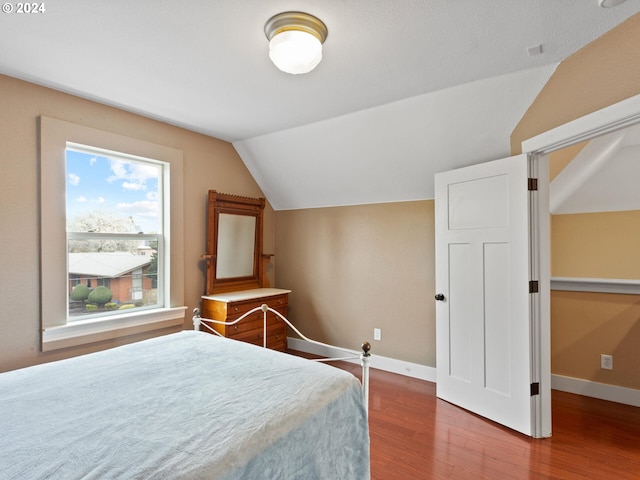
600, 354, 613, 370
373, 328, 382, 341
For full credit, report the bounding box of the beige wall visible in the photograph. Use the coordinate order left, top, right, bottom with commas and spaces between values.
0, 74, 273, 372
552, 211, 640, 279
275, 201, 436, 366
551, 291, 640, 390
512, 13, 640, 389
551, 211, 640, 390
548, 142, 587, 182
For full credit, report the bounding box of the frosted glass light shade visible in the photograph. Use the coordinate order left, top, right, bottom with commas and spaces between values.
264, 11, 328, 75
269, 30, 323, 74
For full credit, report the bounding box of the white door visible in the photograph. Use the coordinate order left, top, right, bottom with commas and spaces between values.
434, 153, 545, 437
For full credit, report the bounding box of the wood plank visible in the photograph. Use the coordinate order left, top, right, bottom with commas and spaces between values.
302, 356, 640, 479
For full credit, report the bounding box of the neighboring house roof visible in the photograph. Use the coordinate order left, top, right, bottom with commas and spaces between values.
69, 252, 151, 278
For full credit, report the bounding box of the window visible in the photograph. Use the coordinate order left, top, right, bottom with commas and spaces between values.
66, 145, 163, 320
40, 117, 186, 351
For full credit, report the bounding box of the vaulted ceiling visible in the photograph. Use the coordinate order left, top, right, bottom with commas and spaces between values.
1, 0, 638, 209
551, 123, 640, 215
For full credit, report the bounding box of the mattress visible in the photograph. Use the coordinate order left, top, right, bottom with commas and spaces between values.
0, 331, 370, 479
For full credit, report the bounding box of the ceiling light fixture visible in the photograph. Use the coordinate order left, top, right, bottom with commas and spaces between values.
264, 11, 328, 75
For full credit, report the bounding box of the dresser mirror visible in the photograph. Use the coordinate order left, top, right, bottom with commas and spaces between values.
204, 191, 265, 294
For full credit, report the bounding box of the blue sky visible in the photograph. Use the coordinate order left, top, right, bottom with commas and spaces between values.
66, 149, 161, 234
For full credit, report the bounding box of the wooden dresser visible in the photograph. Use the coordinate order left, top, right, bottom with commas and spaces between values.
200, 288, 291, 352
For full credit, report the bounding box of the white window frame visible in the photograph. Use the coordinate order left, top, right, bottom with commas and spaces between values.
40, 117, 186, 351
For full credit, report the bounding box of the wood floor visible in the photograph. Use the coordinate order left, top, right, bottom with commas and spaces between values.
330, 361, 640, 480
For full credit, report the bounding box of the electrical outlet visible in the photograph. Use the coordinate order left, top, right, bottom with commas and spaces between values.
601, 354, 613, 370
373, 328, 381, 341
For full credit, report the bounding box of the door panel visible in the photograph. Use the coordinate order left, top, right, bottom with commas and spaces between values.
435, 154, 535, 436
447, 174, 509, 229
484, 242, 510, 396
448, 243, 471, 382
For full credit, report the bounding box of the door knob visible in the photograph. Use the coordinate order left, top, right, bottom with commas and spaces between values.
435, 293, 445, 301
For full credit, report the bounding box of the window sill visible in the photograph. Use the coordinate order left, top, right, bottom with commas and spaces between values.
42, 307, 187, 352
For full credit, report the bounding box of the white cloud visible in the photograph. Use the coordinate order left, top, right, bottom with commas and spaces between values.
68, 173, 80, 186
116, 200, 159, 218
95, 197, 106, 204
122, 181, 146, 191
108, 158, 159, 192
75, 196, 87, 203
89, 157, 97, 166
108, 159, 129, 181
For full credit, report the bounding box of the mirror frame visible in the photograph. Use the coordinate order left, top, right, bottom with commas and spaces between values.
204, 190, 265, 294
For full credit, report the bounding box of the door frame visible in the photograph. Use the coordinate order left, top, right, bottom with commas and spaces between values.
521, 93, 640, 433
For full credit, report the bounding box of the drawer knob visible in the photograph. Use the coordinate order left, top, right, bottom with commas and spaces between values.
234, 307, 239, 312
234, 326, 239, 332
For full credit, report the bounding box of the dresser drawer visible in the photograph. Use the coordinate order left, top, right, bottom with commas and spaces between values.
200, 289, 289, 352
212, 314, 282, 335
225, 294, 288, 317
230, 323, 287, 350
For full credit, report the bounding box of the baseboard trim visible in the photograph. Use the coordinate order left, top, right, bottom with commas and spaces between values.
552, 374, 640, 407
289, 338, 640, 406
287, 337, 436, 383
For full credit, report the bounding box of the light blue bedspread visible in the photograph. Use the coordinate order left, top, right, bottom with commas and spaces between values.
0, 331, 370, 479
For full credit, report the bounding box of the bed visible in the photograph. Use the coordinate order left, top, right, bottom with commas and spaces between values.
0, 310, 370, 479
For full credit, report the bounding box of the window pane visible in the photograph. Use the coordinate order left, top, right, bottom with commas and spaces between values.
68, 238, 159, 320
66, 148, 161, 234
65, 146, 163, 322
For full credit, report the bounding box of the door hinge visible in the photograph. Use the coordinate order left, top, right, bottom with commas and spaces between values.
530, 382, 540, 396
529, 280, 539, 293
528, 178, 538, 191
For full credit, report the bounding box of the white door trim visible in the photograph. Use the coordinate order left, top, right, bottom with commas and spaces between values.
528, 154, 551, 438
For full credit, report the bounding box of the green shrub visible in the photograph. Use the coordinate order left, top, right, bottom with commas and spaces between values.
87, 286, 113, 306
118, 304, 136, 310
70, 284, 91, 302
105, 302, 118, 311
85, 304, 98, 312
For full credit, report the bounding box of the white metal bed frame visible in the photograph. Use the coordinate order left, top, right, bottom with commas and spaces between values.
192, 304, 372, 413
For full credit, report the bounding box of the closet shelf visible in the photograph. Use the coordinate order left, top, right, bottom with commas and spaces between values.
550, 277, 640, 295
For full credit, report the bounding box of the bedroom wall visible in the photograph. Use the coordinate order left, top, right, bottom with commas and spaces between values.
275, 201, 436, 366
274, 13, 640, 372
552, 211, 640, 280
511, 12, 640, 390
0, 74, 273, 372
551, 211, 640, 390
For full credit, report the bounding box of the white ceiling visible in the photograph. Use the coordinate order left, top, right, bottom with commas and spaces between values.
551, 124, 640, 214
1, 0, 639, 209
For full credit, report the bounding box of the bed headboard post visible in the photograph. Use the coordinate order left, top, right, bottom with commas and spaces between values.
192, 308, 202, 331
360, 341, 371, 415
